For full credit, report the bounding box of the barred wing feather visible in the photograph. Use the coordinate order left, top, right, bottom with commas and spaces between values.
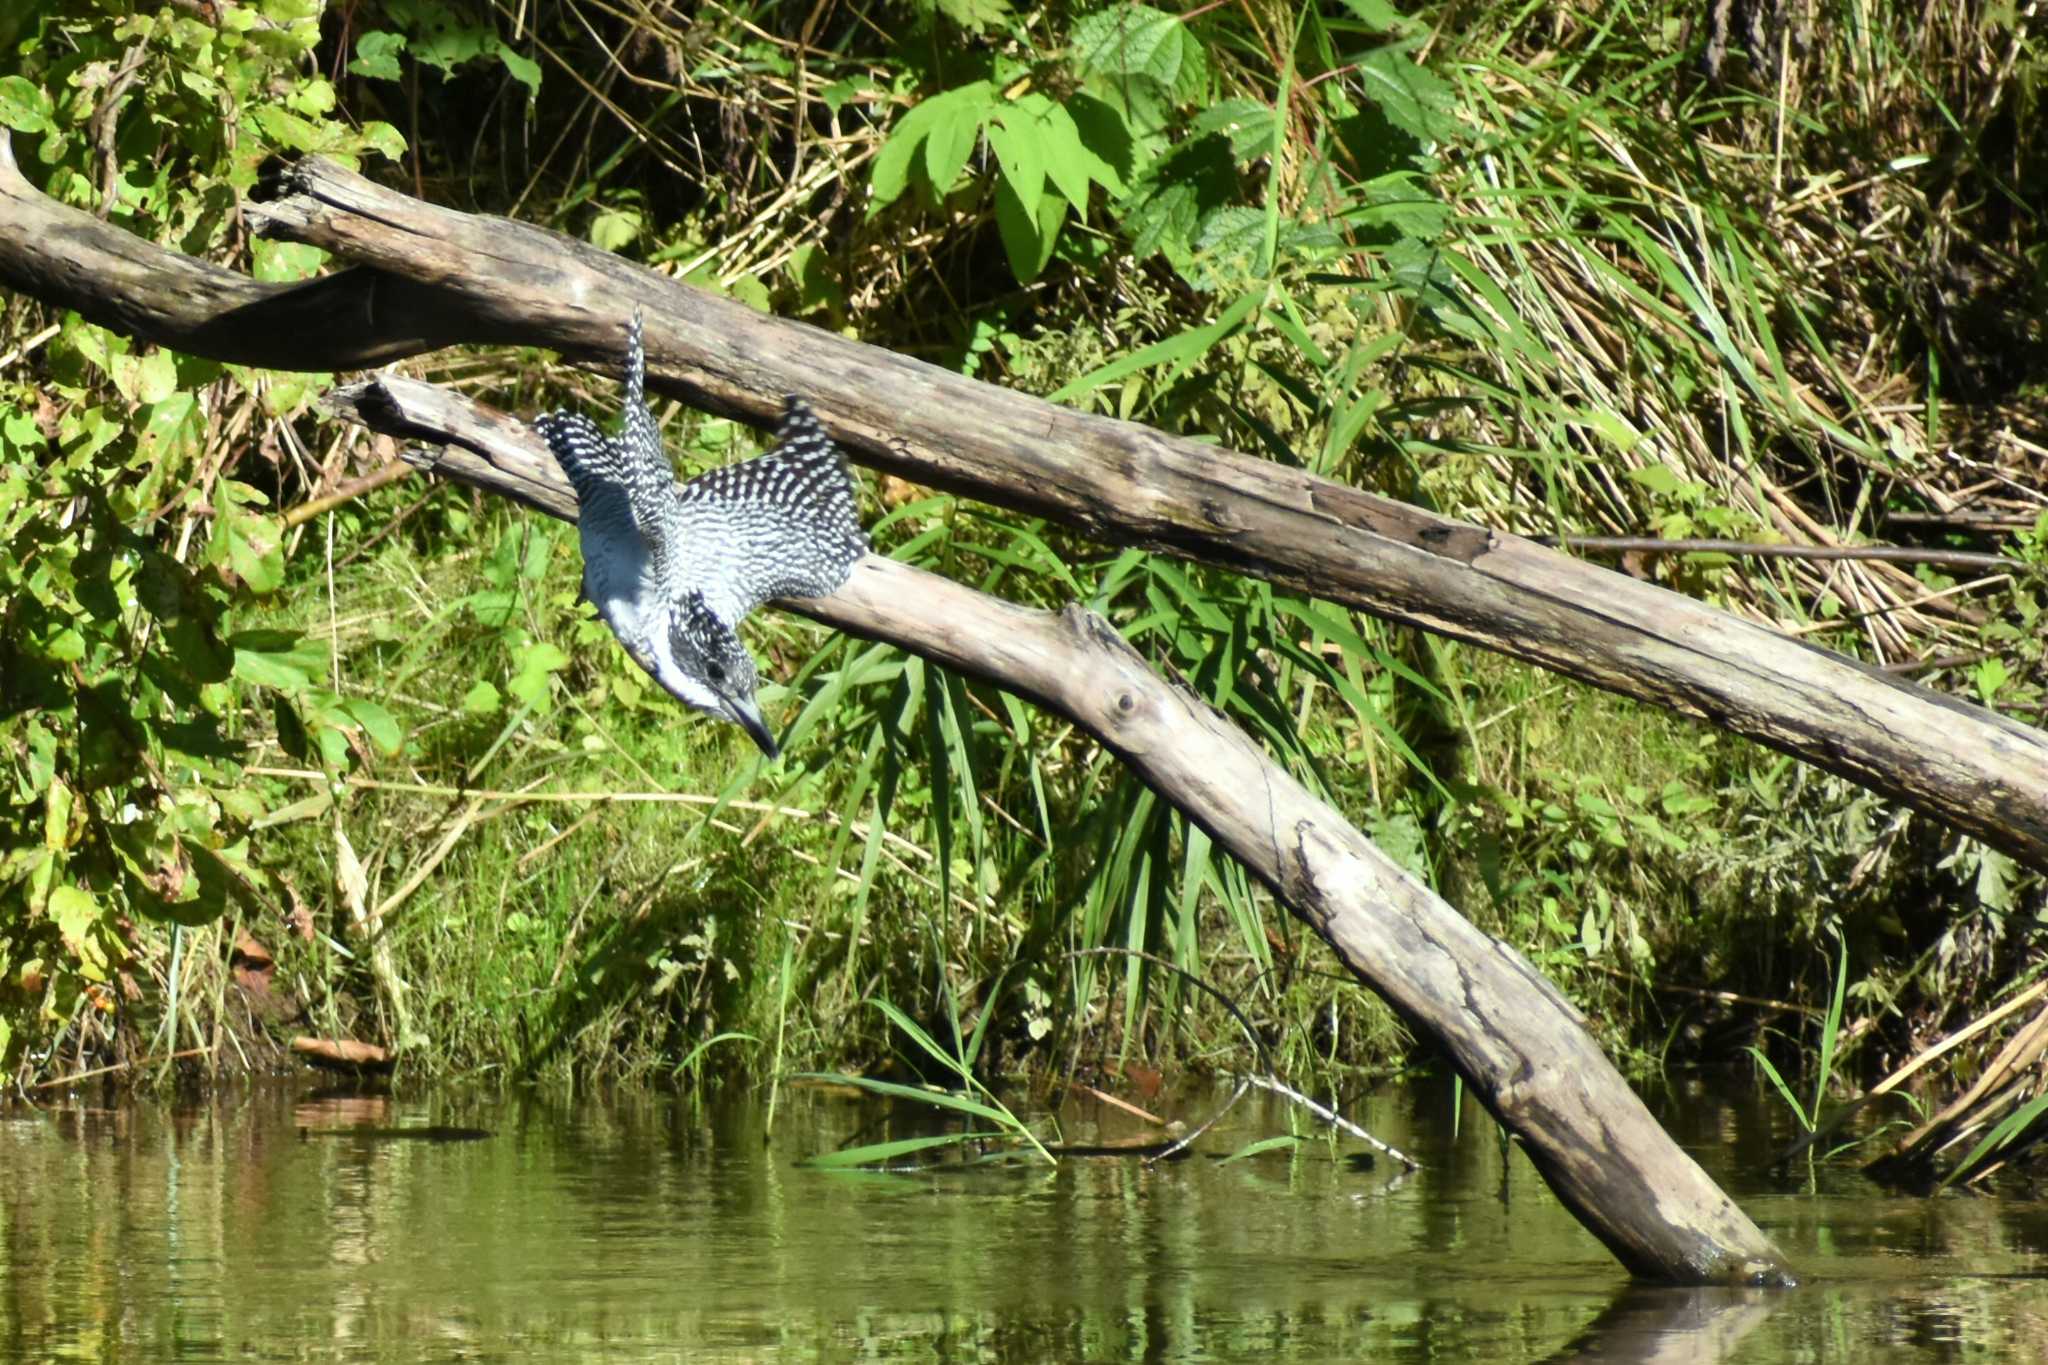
674, 396, 868, 618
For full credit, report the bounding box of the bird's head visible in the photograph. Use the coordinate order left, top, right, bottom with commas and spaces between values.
650, 592, 778, 758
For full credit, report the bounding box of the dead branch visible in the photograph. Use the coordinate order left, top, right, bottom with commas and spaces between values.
0, 134, 2042, 866
320, 372, 1793, 1285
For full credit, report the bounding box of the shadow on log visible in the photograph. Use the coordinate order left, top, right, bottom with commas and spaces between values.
0, 132, 2043, 869
319, 375, 1795, 1286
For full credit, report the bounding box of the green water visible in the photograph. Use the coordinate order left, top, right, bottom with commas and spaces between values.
3, 1078, 2043, 1361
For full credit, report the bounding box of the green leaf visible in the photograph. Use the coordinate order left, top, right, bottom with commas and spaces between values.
935, 0, 1012, 32
342, 699, 404, 756
1119, 133, 1237, 265
462, 680, 502, 715
994, 180, 1065, 282
48, 885, 109, 978
223, 508, 285, 595
870, 81, 996, 212
349, 31, 406, 81
250, 104, 328, 154
810, 1069, 1017, 1125
1943, 1092, 2048, 1188
588, 205, 643, 252
987, 105, 1046, 217
358, 121, 407, 163
1033, 99, 1099, 209
1191, 99, 1276, 162
231, 631, 320, 692
0, 76, 54, 135
508, 641, 570, 706
1071, 5, 1185, 88
1355, 47, 1459, 144
923, 101, 984, 194
495, 43, 541, 98
797, 1131, 1006, 1169
1221, 1134, 1301, 1163
1625, 464, 1686, 497
1064, 93, 1132, 196
250, 238, 327, 284
1339, 0, 1421, 32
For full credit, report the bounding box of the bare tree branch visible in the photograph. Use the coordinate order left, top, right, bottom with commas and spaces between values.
3, 134, 2041, 867
321, 372, 1793, 1286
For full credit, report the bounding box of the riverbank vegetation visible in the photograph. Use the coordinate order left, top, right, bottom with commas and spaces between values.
2, 0, 2043, 1170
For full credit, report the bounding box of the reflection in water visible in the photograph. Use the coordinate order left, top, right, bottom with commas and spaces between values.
1, 1079, 2044, 1360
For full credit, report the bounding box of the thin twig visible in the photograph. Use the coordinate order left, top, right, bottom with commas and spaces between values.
28, 1048, 210, 1091
1243, 1073, 1421, 1169
283, 458, 414, 528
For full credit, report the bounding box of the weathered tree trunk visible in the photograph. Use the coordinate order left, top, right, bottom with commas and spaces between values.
321, 373, 1795, 1285
0, 133, 2043, 868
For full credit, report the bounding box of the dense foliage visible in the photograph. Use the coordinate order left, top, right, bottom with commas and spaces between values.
1, 0, 2043, 1159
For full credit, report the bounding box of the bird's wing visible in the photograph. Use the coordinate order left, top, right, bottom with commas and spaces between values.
673, 396, 869, 620
531, 311, 682, 578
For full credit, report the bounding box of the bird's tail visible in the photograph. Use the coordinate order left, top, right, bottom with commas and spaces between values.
623, 307, 646, 419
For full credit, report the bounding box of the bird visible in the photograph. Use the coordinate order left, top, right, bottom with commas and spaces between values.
531, 310, 867, 758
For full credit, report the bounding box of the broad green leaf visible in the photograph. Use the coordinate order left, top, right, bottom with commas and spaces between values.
1194, 206, 1267, 266
358, 121, 407, 162
342, 699, 404, 756
349, 31, 406, 81
993, 179, 1065, 281
588, 206, 643, 252
1191, 99, 1276, 162
0, 76, 54, 134
110, 349, 178, 405
935, 0, 1011, 32
1356, 47, 1459, 144
986, 113, 1045, 218
462, 680, 502, 715
924, 101, 984, 194
495, 43, 541, 98
1119, 134, 1237, 265
223, 508, 285, 594
869, 81, 995, 212
250, 104, 327, 153
1033, 99, 1098, 209
1064, 93, 1132, 196
47, 885, 106, 976
869, 117, 923, 209
1340, 0, 1420, 32
508, 641, 570, 706
1070, 5, 1184, 88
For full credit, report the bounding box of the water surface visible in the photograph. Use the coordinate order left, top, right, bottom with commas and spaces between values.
3, 1078, 2043, 1360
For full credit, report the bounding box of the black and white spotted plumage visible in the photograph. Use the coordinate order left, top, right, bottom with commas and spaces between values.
530, 309, 867, 757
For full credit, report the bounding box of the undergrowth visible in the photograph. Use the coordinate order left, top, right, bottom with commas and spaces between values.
2, 0, 2044, 1151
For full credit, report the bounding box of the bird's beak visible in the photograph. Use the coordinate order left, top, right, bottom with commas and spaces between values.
723, 695, 780, 759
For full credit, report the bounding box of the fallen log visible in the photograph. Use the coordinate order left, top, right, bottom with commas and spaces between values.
320, 373, 1795, 1285
0, 133, 2043, 867
290, 1036, 396, 1073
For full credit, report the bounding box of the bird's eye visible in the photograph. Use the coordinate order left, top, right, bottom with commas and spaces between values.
705, 661, 725, 683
